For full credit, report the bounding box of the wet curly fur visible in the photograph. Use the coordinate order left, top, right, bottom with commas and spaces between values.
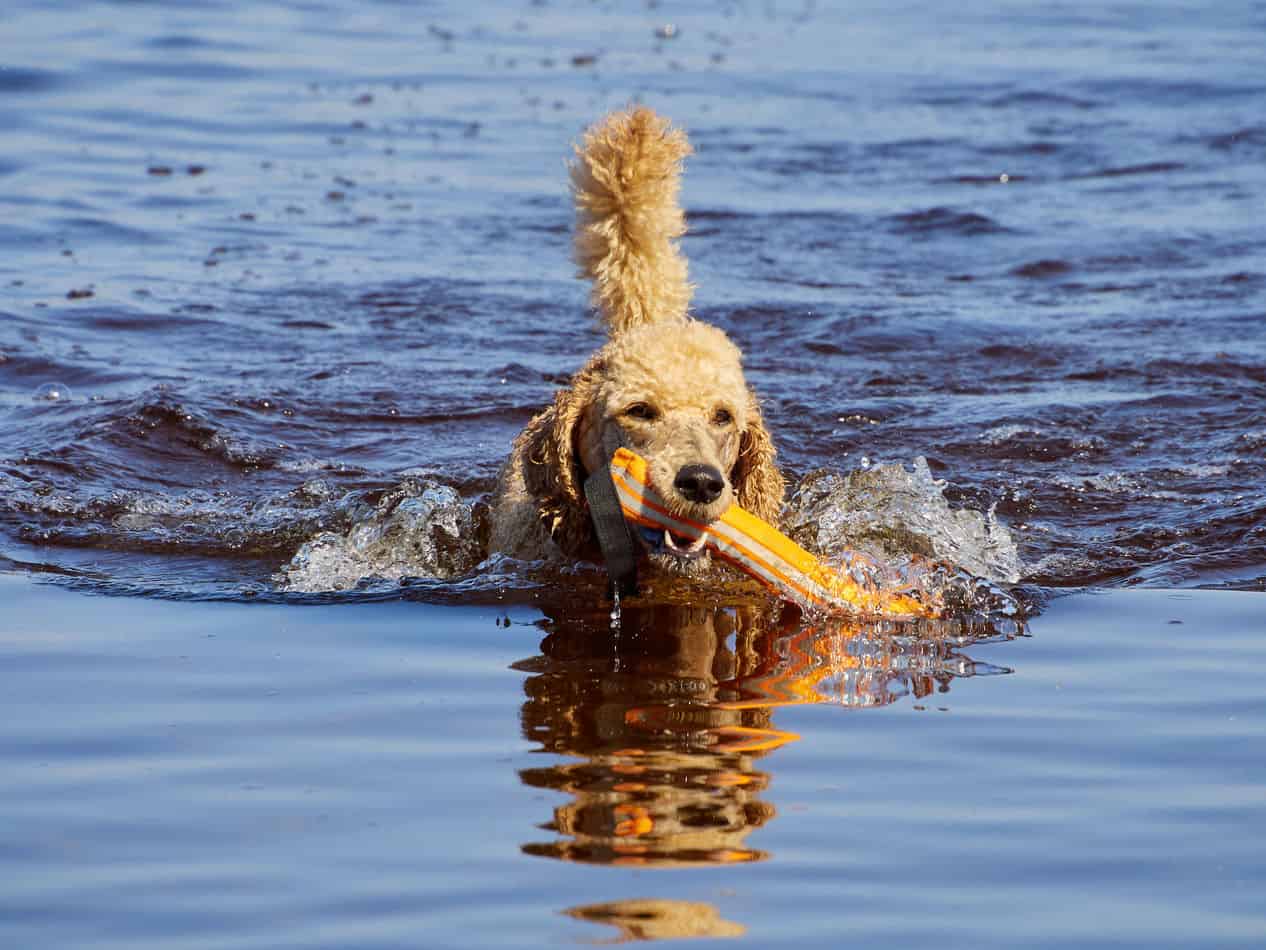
490, 107, 785, 575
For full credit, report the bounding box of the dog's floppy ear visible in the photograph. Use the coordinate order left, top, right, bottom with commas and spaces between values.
519, 360, 605, 557
732, 394, 785, 524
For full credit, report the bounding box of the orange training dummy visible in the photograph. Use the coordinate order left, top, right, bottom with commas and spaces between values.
608, 448, 940, 619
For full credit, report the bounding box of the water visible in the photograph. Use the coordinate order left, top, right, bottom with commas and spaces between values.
3, 578, 1265, 948
2, 0, 1265, 946
2, 0, 1263, 597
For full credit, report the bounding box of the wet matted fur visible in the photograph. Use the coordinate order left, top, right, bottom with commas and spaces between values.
490, 107, 785, 576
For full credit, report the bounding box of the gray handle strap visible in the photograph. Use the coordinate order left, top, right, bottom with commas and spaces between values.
583, 444, 640, 598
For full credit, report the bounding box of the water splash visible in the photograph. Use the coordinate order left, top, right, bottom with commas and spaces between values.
275, 479, 484, 592
33, 382, 72, 401
274, 457, 1024, 611
783, 457, 1023, 584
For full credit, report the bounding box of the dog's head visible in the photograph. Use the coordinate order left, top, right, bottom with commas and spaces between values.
523, 321, 784, 575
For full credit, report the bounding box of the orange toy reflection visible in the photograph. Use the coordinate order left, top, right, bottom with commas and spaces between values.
517, 602, 1011, 867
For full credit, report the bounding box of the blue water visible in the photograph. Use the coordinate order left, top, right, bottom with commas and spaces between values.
2, 1, 1265, 946
1, 0, 1263, 595
3, 578, 1265, 948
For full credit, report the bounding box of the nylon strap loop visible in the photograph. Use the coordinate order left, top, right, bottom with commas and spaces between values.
585, 468, 640, 598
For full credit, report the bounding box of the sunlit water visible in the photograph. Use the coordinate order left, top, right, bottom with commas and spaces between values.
2, 0, 1265, 947
2, 0, 1263, 598
4, 578, 1265, 948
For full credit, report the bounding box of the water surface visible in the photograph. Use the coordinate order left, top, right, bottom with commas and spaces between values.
3, 578, 1264, 948
1, 0, 1263, 596
1, 3, 1265, 947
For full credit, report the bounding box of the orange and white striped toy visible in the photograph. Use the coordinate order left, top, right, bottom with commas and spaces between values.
608, 448, 939, 619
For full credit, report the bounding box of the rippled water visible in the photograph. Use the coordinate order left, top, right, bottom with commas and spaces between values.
2, 2, 1265, 947
2, 0, 1263, 599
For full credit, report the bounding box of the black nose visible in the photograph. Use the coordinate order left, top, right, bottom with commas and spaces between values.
674, 464, 725, 504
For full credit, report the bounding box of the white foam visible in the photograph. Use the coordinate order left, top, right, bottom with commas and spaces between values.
783, 457, 1023, 584
274, 481, 482, 592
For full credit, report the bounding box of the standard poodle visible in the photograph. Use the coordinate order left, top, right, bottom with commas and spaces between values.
490, 107, 785, 577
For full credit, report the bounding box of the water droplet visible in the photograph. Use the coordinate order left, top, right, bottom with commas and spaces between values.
609, 587, 623, 673
34, 382, 71, 401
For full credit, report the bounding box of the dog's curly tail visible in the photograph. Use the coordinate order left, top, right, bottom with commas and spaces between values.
570, 107, 693, 336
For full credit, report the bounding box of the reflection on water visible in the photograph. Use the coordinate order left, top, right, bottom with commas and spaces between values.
516, 603, 1015, 868
565, 899, 746, 941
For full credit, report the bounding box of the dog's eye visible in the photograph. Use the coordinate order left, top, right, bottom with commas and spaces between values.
711, 407, 734, 426
624, 402, 658, 421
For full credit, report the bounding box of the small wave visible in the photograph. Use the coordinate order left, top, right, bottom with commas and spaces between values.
1052, 472, 1141, 495
144, 34, 251, 52
987, 90, 1098, 110
1073, 162, 1185, 180
758, 144, 854, 177
980, 140, 1065, 157
91, 57, 255, 82
940, 173, 1031, 185
1011, 259, 1073, 279
1078, 77, 1265, 105
51, 216, 159, 247
978, 344, 1063, 367
686, 208, 758, 223
1206, 126, 1266, 152
86, 396, 286, 472
1221, 271, 1264, 287
1145, 357, 1266, 385
0, 350, 113, 387
82, 310, 221, 333
280, 319, 336, 330
0, 66, 64, 94
1163, 462, 1232, 479
888, 207, 1008, 237
865, 137, 964, 159
694, 208, 856, 224
969, 424, 1107, 462
1064, 364, 1144, 382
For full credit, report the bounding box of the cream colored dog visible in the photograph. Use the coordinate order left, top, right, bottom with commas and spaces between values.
490, 107, 784, 576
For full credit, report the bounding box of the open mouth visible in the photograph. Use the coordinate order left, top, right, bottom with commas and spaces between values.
637, 524, 708, 560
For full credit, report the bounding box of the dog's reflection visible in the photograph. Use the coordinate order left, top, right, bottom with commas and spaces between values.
517, 602, 1008, 867
518, 604, 781, 866
564, 898, 746, 941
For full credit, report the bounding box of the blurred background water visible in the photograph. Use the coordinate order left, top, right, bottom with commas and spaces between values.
2, 2, 1265, 947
